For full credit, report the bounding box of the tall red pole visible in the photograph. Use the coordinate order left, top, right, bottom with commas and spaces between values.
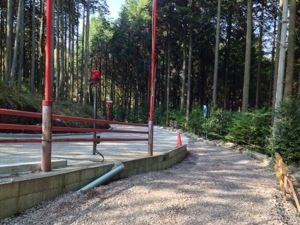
148, 0, 157, 156
41, 0, 53, 172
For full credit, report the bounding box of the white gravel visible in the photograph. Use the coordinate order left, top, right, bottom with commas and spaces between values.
2, 141, 300, 225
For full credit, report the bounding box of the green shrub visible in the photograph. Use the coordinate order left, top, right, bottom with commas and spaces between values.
225, 109, 272, 153
205, 108, 236, 138
187, 106, 205, 135
168, 109, 186, 129
154, 105, 167, 125
270, 98, 300, 164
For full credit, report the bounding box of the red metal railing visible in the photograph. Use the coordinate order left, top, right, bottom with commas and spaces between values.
0, 108, 148, 144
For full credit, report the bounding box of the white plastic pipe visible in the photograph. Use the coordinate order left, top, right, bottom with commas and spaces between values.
78, 163, 125, 192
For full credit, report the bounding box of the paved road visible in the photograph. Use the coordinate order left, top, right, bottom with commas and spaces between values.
0, 125, 189, 166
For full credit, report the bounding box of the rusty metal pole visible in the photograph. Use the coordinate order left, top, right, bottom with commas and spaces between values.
148, 0, 157, 156
93, 85, 97, 155
41, 101, 52, 172
41, 0, 53, 172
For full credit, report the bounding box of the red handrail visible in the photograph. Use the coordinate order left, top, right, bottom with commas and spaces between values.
0, 109, 147, 127
0, 108, 148, 144
0, 124, 41, 131
0, 138, 148, 144
0, 124, 148, 134
0, 109, 42, 118
52, 114, 147, 127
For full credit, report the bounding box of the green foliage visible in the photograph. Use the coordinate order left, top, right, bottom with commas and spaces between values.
0, 82, 101, 129
225, 109, 272, 153
187, 106, 205, 135
168, 109, 186, 129
52, 101, 94, 118
154, 107, 187, 128
270, 98, 300, 164
113, 106, 127, 122
186, 106, 236, 139
212, 109, 236, 136
0, 81, 42, 111
154, 106, 167, 126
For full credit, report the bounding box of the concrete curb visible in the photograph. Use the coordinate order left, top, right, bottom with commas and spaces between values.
0, 160, 67, 177
0, 145, 187, 220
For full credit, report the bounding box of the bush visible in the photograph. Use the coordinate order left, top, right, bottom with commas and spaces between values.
225, 109, 272, 153
168, 109, 186, 129
187, 106, 206, 135
270, 98, 300, 164
206, 108, 236, 138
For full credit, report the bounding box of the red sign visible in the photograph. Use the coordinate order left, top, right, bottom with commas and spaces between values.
91, 70, 100, 79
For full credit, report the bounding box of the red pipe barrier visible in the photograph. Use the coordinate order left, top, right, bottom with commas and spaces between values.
0, 124, 147, 134
52, 114, 147, 127
52, 126, 147, 134
0, 109, 42, 118
0, 138, 148, 144
0, 108, 147, 127
0, 108, 149, 145
0, 124, 42, 131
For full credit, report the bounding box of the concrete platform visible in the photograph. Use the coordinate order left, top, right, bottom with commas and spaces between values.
0, 126, 189, 219
0, 125, 189, 171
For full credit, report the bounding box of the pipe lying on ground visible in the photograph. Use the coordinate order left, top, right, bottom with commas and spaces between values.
78, 163, 125, 192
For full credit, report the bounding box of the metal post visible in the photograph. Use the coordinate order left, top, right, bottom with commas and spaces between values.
41, 0, 52, 172
41, 100, 52, 172
275, 0, 288, 110
148, 0, 157, 156
93, 85, 97, 155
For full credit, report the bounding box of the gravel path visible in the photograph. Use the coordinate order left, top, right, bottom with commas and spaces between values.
2, 141, 300, 225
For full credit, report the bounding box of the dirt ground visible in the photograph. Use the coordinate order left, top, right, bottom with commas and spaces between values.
2, 140, 300, 225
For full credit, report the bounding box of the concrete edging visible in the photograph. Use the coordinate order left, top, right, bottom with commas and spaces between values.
0, 145, 187, 220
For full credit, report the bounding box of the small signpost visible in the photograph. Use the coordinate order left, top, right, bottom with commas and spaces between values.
90, 70, 100, 155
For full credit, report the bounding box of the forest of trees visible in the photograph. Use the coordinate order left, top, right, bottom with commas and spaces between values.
0, 0, 299, 122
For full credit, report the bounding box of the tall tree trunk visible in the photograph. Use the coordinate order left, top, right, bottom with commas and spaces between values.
242, 0, 252, 112
186, 0, 194, 121
0, 10, 4, 81
64, 15, 68, 99
166, 27, 171, 122
212, 0, 221, 107
180, 28, 186, 111
76, 3, 80, 102
272, 0, 283, 111
17, 0, 25, 90
111, 57, 115, 113
30, 0, 36, 93
38, 0, 45, 93
186, 31, 192, 120
274, 0, 288, 110
80, 5, 86, 104
223, 11, 232, 110
69, 1, 75, 101
55, 1, 60, 99
283, 0, 296, 99
255, 1, 264, 108
5, 0, 13, 83
83, 0, 90, 105
269, 13, 277, 104
10, 0, 23, 84
59, 6, 65, 99
272, 0, 289, 150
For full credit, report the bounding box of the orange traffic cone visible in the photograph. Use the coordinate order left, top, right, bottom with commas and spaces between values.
177, 131, 182, 147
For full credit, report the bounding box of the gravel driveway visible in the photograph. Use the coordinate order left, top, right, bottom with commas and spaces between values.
2, 141, 300, 225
